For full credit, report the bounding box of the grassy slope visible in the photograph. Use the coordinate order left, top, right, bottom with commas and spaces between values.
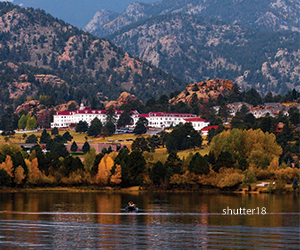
1, 129, 209, 157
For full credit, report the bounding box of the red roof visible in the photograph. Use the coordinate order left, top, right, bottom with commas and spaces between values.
139, 114, 150, 118
147, 112, 197, 117
55, 111, 75, 115
201, 125, 218, 131
183, 117, 207, 122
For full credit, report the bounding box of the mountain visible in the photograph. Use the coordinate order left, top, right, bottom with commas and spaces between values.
12, 0, 159, 29
85, 0, 300, 37
0, 2, 186, 113
106, 13, 300, 96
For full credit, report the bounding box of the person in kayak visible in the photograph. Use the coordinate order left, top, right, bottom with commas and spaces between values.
128, 201, 136, 208
126, 201, 138, 212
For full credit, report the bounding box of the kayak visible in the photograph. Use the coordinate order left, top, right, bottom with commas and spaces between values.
125, 206, 138, 212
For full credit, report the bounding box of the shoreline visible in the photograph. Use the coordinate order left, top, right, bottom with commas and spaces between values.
0, 186, 298, 194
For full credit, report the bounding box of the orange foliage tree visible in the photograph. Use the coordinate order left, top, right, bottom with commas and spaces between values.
14, 166, 26, 185
0, 155, 14, 177
25, 158, 42, 185
110, 164, 122, 185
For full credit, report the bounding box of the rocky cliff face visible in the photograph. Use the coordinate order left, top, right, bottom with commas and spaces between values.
106, 13, 300, 96
84, 9, 119, 35
84, 2, 149, 37
85, 0, 300, 37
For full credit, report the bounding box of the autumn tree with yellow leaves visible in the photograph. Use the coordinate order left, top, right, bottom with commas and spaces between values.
95, 153, 115, 186
210, 128, 282, 169
25, 158, 43, 185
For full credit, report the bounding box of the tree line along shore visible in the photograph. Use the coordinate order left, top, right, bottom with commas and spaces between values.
0, 124, 299, 194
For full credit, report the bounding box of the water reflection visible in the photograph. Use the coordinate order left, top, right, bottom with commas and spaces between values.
0, 192, 299, 249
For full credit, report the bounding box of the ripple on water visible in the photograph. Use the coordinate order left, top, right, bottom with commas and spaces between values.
0, 217, 299, 249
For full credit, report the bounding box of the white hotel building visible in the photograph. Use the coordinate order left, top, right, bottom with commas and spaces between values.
51, 105, 209, 131
134, 112, 209, 130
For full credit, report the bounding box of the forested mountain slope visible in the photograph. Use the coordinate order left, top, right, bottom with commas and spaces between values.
85, 0, 300, 37
0, 2, 185, 113
107, 13, 300, 96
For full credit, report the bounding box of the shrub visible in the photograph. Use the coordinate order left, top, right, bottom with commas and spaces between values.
255, 168, 272, 180
243, 167, 257, 185
266, 182, 274, 193
275, 180, 286, 193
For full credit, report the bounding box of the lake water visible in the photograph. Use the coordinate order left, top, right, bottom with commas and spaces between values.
0, 191, 299, 249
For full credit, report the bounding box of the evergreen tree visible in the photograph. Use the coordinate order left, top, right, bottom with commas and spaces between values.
62, 131, 73, 141
70, 141, 78, 153
76, 121, 88, 133
61, 155, 84, 176
105, 108, 117, 124
51, 143, 69, 158
26, 134, 38, 143
188, 152, 209, 175
133, 117, 148, 135
0, 168, 12, 187
150, 161, 166, 186
51, 127, 59, 135
131, 137, 150, 152
207, 127, 216, 144
104, 120, 115, 136
124, 149, 146, 186
82, 141, 90, 154
87, 118, 102, 137
213, 150, 235, 172
165, 151, 182, 176
40, 129, 51, 144
91, 97, 97, 110
117, 109, 132, 128
166, 123, 202, 152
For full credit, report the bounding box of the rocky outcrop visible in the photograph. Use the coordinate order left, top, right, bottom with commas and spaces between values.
84, 9, 119, 34
9, 74, 65, 99
15, 100, 78, 128
15, 100, 40, 114
169, 79, 234, 105
105, 91, 142, 109
53, 101, 78, 112
19, 74, 65, 86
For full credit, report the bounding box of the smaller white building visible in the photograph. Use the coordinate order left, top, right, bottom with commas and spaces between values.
183, 117, 209, 131
133, 112, 209, 131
